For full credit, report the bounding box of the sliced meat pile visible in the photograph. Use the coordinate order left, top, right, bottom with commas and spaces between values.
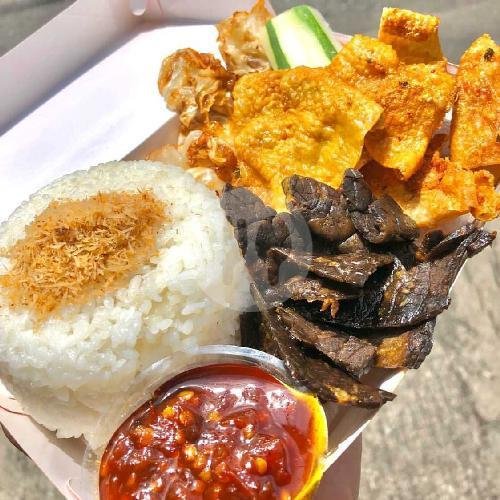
221, 170, 496, 408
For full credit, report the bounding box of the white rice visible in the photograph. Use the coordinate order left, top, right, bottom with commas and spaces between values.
0, 160, 251, 446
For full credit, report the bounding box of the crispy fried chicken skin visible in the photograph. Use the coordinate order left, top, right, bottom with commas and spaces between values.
378, 7, 444, 64
231, 66, 383, 210
362, 150, 500, 227
329, 35, 454, 179
450, 34, 500, 169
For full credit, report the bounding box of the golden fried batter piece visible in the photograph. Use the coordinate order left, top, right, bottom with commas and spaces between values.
365, 61, 454, 178
183, 123, 237, 182
147, 122, 236, 183
231, 67, 383, 210
158, 48, 235, 135
217, 0, 272, 76
328, 34, 400, 96
450, 34, 500, 169
378, 7, 444, 63
146, 141, 226, 193
362, 148, 500, 228
330, 35, 455, 179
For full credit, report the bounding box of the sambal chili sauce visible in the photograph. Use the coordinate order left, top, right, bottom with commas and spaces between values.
99, 363, 325, 500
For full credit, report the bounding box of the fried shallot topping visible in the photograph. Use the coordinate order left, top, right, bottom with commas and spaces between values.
0, 191, 166, 320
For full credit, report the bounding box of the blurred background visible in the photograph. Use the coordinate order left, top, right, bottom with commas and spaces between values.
0, 1, 498, 499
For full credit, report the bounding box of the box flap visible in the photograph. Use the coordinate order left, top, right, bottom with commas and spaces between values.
0, 0, 139, 133
142, 0, 274, 22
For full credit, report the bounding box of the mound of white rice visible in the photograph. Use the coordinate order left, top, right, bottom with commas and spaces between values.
0, 161, 250, 446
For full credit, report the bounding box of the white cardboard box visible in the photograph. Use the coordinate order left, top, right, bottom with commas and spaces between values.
0, 1, 404, 498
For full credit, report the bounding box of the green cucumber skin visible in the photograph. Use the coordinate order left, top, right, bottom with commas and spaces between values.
292, 5, 338, 60
266, 22, 291, 69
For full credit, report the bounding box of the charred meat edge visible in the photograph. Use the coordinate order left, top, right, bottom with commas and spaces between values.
269, 247, 394, 288
251, 284, 395, 408
361, 320, 436, 369
263, 275, 360, 316
283, 175, 355, 242
276, 306, 377, 378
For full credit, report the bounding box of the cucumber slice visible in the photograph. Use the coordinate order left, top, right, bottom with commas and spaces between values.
262, 5, 342, 70
265, 21, 291, 69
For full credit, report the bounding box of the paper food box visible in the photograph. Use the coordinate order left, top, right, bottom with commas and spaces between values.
0, 1, 469, 499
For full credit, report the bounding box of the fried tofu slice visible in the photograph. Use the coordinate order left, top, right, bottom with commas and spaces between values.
330, 35, 455, 179
362, 147, 500, 227
230, 67, 383, 210
450, 34, 500, 169
217, 0, 272, 75
378, 7, 444, 63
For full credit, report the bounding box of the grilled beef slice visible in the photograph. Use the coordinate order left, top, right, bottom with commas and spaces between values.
221, 186, 311, 286
363, 320, 436, 369
296, 263, 398, 330
317, 225, 495, 329
378, 226, 495, 327
252, 284, 394, 408
337, 233, 369, 254
420, 222, 482, 260
220, 184, 276, 228
264, 275, 359, 315
245, 213, 307, 259
341, 169, 373, 212
283, 175, 355, 242
223, 170, 495, 407
269, 248, 394, 288
350, 195, 419, 244
276, 306, 376, 378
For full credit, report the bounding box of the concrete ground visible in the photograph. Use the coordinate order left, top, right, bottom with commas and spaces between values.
0, 1, 499, 499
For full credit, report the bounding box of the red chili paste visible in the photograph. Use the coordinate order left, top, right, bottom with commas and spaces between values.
99, 363, 320, 499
